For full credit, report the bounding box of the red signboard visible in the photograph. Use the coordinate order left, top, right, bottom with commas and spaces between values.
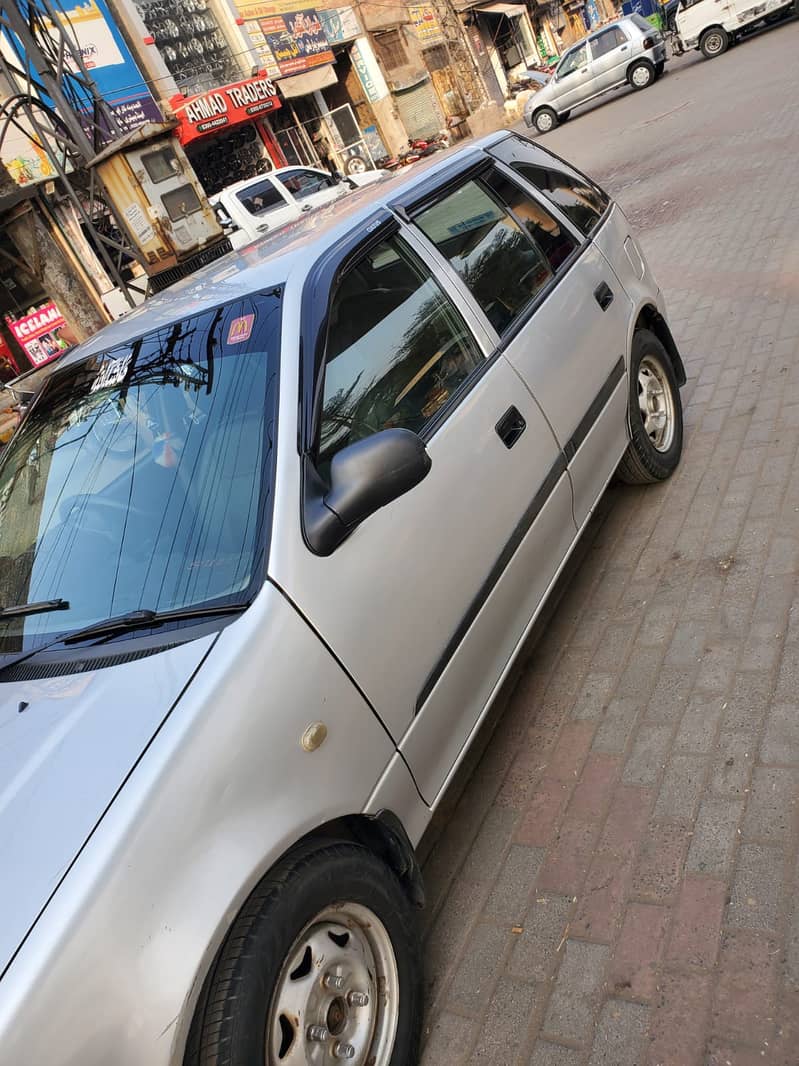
7, 302, 77, 367
171, 73, 282, 146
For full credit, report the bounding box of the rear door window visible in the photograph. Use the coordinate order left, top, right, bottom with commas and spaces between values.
277, 169, 335, 200
236, 179, 286, 217
413, 168, 577, 335
590, 25, 629, 57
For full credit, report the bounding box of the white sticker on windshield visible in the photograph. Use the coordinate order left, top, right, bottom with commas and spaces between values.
90, 353, 133, 393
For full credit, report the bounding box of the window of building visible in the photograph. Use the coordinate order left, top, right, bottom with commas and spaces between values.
374, 29, 408, 71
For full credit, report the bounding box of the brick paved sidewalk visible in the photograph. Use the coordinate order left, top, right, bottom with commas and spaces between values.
417, 21, 799, 1066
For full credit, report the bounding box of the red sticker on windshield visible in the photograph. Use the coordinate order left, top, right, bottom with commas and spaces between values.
227, 314, 254, 345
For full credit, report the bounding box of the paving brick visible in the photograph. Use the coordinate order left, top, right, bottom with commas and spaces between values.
759, 703, 799, 766
741, 767, 799, 845
421, 1011, 479, 1066
608, 903, 669, 1002
425, 879, 490, 990
544, 721, 596, 784
509, 894, 573, 982
587, 1000, 649, 1066
572, 672, 617, 721
460, 806, 520, 883
485, 845, 545, 923
645, 666, 693, 725
708, 733, 756, 797
469, 977, 541, 1064
712, 930, 778, 1046
721, 672, 773, 732
537, 817, 602, 895
675, 696, 724, 754
567, 753, 620, 821
726, 844, 784, 933
632, 823, 690, 904
592, 698, 641, 755
591, 623, 637, 673
542, 940, 609, 1045
516, 779, 573, 849
646, 972, 711, 1066
706, 1040, 776, 1066
528, 1041, 584, 1066
654, 753, 707, 821
666, 876, 726, 970
687, 798, 744, 877
623, 725, 673, 786
445, 922, 509, 1015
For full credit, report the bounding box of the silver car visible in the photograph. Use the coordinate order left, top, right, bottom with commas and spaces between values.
525, 15, 668, 134
0, 131, 684, 1066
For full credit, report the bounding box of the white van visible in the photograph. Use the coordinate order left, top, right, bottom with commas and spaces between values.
210, 165, 388, 249
675, 0, 794, 57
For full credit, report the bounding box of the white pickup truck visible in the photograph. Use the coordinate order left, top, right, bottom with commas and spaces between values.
210, 165, 388, 249
675, 0, 794, 57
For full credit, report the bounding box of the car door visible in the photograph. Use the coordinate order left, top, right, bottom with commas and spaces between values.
550, 41, 593, 110
274, 207, 576, 805
233, 175, 297, 239
275, 167, 344, 212
588, 24, 632, 92
486, 137, 634, 528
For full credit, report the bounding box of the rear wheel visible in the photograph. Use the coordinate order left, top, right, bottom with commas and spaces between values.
700, 25, 729, 56
186, 841, 423, 1066
533, 107, 558, 134
628, 59, 655, 89
617, 329, 683, 484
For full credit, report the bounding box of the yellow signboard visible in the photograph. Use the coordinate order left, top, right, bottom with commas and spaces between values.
408, 3, 444, 43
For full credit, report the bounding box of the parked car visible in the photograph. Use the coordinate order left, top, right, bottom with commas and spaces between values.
525, 15, 668, 133
674, 0, 794, 56
0, 131, 685, 1066
210, 164, 389, 249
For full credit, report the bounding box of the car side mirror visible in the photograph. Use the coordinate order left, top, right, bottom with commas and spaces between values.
303, 429, 432, 555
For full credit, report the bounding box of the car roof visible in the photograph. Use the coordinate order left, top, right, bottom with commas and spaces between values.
210, 165, 328, 199
67, 130, 515, 363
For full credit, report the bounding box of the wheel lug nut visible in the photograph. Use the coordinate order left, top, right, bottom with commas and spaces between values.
333, 1042, 355, 1059
307, 1024, 329, 1042
347, 990, 369, 1007
323, 972, 346, 990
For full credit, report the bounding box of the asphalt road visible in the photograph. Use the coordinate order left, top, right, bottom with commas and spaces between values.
420, 13, 799, 1065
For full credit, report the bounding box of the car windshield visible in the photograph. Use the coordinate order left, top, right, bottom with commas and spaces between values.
0, 291, 281, 654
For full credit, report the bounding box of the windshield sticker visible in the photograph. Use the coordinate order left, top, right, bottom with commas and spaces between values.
90, 353, 133, 393
227, 314, 254, 345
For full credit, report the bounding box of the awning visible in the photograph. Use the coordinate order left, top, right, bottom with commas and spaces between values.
278, 65, 338, 98
476, 1, 526, 13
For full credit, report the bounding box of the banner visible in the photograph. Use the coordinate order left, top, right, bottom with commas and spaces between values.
170, 75, 282, 145
318, 6, 360, 42
7, 303, 78, 367
259, 9, 334, 76
408, 5, 445, 44
350, 37, 389, 103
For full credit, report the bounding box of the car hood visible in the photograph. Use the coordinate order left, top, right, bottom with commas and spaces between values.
0, 635, 216, 976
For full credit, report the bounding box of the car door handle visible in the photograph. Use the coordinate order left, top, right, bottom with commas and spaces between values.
594, 281, 614, 311
495, 406, 527, 449
620, 44, 629, 50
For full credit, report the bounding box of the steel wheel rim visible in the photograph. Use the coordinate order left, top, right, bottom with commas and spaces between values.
348, 157, 366, 174
266, 903, 399, 1066
637, 355, 675, 452
705, 32, 723, 52
632, 65, 650, 86
537, 112, 553, 131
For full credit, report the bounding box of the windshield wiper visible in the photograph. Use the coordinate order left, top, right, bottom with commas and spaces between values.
0, 603, 247, 678
0, 598, 70, 619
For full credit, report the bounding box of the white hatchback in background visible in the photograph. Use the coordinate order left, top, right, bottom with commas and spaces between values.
211, 165, 389, 249
675, 0, 794, 58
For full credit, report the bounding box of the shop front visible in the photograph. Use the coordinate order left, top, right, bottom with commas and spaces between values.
473, 0, 541, 89
170, 73, 284, 194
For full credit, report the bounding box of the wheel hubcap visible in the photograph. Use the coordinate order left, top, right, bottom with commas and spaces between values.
266, 904, 399, 1066
637, 355, 675, 452
538, 113, 553, 131
632, 66, 650, 86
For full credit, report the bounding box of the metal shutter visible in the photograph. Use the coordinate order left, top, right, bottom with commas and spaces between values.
394, 78, 444, 139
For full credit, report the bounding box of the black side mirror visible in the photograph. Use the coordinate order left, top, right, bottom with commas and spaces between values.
303, 429, 432, 555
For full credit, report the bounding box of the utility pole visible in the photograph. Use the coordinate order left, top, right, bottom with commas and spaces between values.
429, 0, 489, 113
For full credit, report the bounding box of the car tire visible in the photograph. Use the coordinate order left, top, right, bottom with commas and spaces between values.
617, 329, 683, 485
345, 154, 367, 175
699, 25, 729, 56
628, 59, 655, 89
533, 107, 558, 134
186, 840, 422, 1066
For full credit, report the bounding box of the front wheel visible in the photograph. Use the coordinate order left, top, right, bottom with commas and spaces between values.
533, 106, 558, 134
617, 329, 683, 484
700, 25, 729, 56
628, 59, 655, 89
187, 841, 423, 1066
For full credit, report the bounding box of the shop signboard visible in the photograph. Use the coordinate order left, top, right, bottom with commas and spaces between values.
170, 74, 282, 146
1, 0, 161, 145
408, 5, 445, 44
318, 6, 360, 42
350, 36, 389, 103
244, 23, 282, 77
259, 9, 334, 76
7, 303, 78, 367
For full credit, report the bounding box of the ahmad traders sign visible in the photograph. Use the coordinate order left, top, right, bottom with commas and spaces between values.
171, 75, 282, 145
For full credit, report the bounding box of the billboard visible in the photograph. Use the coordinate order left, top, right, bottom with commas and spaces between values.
259, 9, 334, 76
408, 5, 445, 44
6, 302, 78, 367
